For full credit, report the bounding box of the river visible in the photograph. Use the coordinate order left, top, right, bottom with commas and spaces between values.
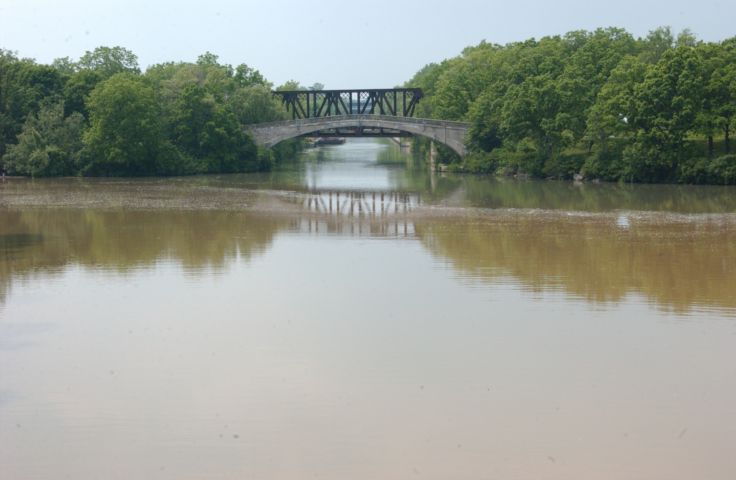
1, 139, 735, 479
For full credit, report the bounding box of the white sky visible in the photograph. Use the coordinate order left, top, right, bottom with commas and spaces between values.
1, 0, 734, 88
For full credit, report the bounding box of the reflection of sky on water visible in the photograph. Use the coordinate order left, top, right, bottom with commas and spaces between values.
302, 139, 398, 191
0, 322, 55, 351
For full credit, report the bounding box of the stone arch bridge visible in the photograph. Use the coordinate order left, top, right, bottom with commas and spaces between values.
246, 114, 469, 157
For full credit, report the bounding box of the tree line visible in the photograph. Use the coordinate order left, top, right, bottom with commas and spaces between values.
0, 46, 301, 177
405, 27, 736, 184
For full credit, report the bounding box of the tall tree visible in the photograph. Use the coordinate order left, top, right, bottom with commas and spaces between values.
624, 47, 704, 181
700, 41, 736, 153
584, 56, 648, 178
556, 28, 637, 143
3, 102, 84, 176
500, 73, 563, 174
1, 50, 64, 159
78, 46, 140, 79
171, 84, 256, 173
82, 73, 167, 176
234, 64, 268, 88
640, 27, 674, 63
62, 69, 103, 118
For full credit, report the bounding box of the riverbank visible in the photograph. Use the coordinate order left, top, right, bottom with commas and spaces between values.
427, 138, 736, 186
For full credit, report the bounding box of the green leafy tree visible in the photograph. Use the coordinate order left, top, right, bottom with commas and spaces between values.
62, 69, 103, 117
144, 56, 285, 173
146, 60, 233, 132
52, 56, 78, 75
196, 52, 224, 68
467, 90, 504, 152
640, 27, 674, 63
275, 80, 302, 91
1, 50, 64, 159
82, 73, 168, 176
3, 102, 84, 176
556, 28, 637, 143
3, 47, 294, 177
722, 63, 736, 152
584, 56, 649, 179
624, 47, 704, 181
234, 64, 268, 88
403, 61, 452, 118
676, 29, 699, 48
403, 26, 735, 183
230, 85, 286, 125
433, 42, 501, 120
78, 46, 140, 79
171, 84, 257, 173
501, 73, 564, 169
697, 41, 736, 154
695, 42, 723, 155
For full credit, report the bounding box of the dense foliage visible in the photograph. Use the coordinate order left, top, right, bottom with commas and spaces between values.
406, 27, 736, 184
1, 47, 298, 177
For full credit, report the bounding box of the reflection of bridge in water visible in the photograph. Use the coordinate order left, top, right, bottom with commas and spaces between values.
282, 189, 422, 238
301, 190, 421, 216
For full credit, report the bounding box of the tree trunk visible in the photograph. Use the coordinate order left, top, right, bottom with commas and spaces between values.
708, 135, 714, 157
725, 126, 730, 154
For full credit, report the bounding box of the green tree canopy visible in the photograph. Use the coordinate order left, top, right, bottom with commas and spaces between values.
82, 73, 168, 176
3, 101, 84, 177
78, 46, 140, 79
1, 50, 64, 159
405, 26, 736, 184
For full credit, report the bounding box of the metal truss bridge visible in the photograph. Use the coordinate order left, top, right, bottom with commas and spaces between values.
273, 88, 423, 119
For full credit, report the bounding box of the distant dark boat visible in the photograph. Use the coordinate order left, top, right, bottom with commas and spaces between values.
314, 137, 346, 146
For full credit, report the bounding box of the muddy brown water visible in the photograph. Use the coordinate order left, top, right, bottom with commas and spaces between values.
1, 139, 735, 479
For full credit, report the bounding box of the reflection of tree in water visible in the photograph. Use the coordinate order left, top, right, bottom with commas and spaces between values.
3, 202, 736, 314
0, 209, 290, 307
460, 177, 736, 213
416, 214, 736, 313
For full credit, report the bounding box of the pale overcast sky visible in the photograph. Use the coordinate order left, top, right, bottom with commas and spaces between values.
1, 0, 734, 88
